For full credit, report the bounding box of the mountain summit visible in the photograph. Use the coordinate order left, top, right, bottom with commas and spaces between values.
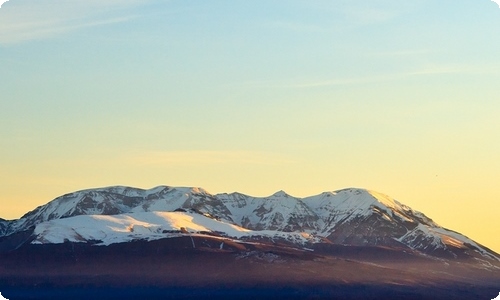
1, 185, 498, 264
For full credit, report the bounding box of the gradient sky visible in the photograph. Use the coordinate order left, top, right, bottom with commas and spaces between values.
1, 0, 499, 252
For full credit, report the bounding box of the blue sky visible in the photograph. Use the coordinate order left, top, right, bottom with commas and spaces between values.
1, 0, 500, 251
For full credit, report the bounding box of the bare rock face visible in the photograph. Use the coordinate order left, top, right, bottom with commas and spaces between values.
0, 218, 9, 236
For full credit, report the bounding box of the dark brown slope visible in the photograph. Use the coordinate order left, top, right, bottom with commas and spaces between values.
1, 236, 499, 300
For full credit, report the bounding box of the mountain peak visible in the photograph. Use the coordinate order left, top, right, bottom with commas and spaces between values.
1, 184, 498, 264
189, 186, 210, 195
333, 188, 400, 210
270, 190, 291, 198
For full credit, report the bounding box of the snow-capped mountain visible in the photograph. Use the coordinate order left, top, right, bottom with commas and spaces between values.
31, 211, 315, 246
1, 185, 498, 264
2, 186, 232, 236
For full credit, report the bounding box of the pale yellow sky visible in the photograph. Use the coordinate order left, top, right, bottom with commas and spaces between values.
1, 0, 499, 253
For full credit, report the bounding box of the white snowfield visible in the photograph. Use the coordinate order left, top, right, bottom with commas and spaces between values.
31, 207, 488, 259
33, 211, 315, 246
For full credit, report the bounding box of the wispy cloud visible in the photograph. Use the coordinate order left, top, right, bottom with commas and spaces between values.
294, 65, 500, 88
408, 64, 500, 76
289, 76, 397, 88
0, 0, 147, 44
130, 150, 296, 167
328, 1, 428, 27
266, 20, 323, 33
366, 49, 432, 57
234, 62, 500, 90
343, 6, 397, 24
232, 72, 408, 89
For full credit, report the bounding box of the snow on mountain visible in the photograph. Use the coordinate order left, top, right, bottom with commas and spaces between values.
303, 188, 436, 229
2, 185, 498, 263
301, 188, 498, 261
129, 186, 233, 221
32, 211, 314, 246
216, 190, 320, 231
4, 186, 233, 237
302, 188, 439, 246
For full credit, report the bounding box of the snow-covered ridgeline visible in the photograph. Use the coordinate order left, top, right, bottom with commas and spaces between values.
32, 211, 316, 246
3, 185, 498, 262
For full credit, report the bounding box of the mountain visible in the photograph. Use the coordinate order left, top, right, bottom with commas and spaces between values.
1, 185, 498, 263
1, 185, 499, 299
2, 186, 231, 236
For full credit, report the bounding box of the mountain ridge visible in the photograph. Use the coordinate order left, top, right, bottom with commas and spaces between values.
1, 185, 500, 300
1, 185, 498, 265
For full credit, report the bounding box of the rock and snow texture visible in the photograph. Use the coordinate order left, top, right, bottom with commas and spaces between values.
2, 185, 499, 262
32, 211, 315, 246
0, 219, 8, 236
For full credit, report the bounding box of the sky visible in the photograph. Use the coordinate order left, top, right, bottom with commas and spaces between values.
0, 0, 499, 252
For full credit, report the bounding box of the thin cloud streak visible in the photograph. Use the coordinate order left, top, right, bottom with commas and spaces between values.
131, 150, 297, 167
366, 49, 432, 57
0, 16, 139, 44
235, 63, 500, 90
408, 64, 500, 76
0, 0, 147, 44
291, 75, 403, 88
266, 20, 323, 33
295, 65, 500, 88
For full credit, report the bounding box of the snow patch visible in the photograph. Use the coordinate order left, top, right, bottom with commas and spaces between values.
32, 211, 314, 246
